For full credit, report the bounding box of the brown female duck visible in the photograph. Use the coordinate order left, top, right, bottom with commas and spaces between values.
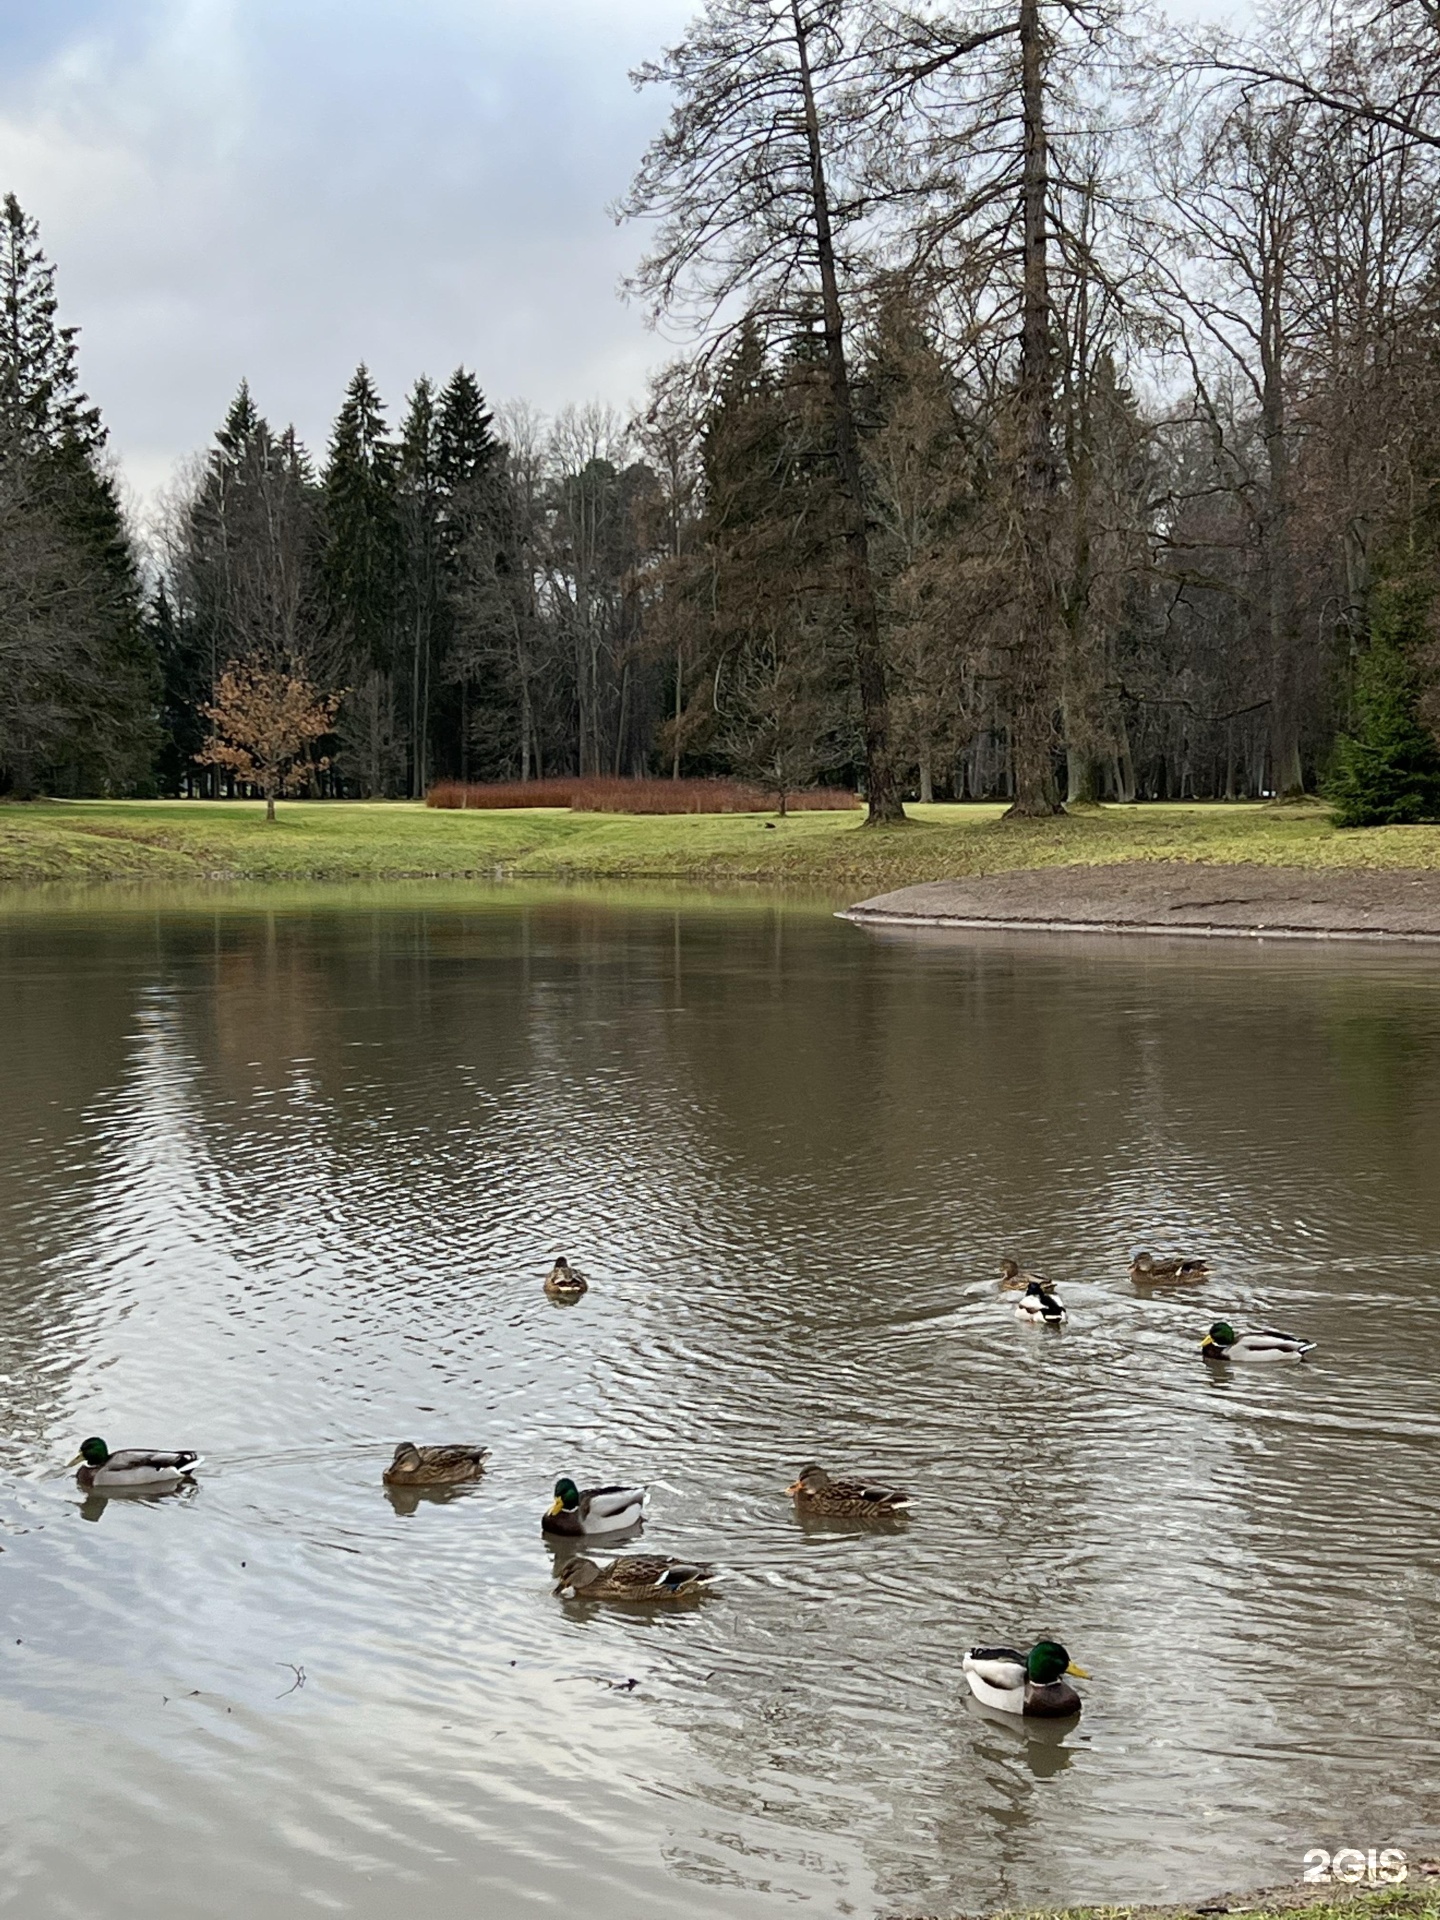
382, 1443, 490, 1487
553, 1554, 718, 1601
787, 1462, 910, 1518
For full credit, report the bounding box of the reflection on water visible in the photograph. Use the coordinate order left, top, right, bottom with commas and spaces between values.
1, 888, 1438, 1919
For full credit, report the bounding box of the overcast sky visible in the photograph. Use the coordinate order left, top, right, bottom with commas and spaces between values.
0, 0, 698, 508
0, 0, 1237, 513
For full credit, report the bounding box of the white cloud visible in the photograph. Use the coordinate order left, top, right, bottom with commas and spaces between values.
0, 0, 696, 504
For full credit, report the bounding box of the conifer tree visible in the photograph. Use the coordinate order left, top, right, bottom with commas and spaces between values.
324, 365, 400, 661
1329, 577, 1440, 827
436, 367, 499, 495
0, 193, 102, 451
323, 365, 403, 792
398, 376, 445, 796
435, 367, 519, 780
693, 322, 852, 797
167, 381, 326, 792
0, 194, 153, 794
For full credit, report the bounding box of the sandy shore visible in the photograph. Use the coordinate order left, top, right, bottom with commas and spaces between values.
842, 862, 1440, 943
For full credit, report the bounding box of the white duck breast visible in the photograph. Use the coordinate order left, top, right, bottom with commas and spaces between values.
90, 1450, 202, 1489
1016, 1282, 1067, 1324
962, 1647, 1029, 1713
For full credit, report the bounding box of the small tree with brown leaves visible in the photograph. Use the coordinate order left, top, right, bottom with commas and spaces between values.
196, 659, 339, 820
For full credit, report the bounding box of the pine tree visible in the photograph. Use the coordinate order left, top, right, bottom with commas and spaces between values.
0, 193, 102, 451
1329, 577, 1440, 827
168, 381, 327, 793
859, 292, 975, 802
436, 368, 499, 495
398, 376, 445, 796
697, 322, 853, 798
435, 367, 518, 780
323, 365, 403, 792
0, 194, 153, 793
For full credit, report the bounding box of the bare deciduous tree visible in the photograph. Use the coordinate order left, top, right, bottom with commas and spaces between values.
619, 0, 906, 822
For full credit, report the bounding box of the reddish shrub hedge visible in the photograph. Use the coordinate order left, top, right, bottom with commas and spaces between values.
427, 777, 860, 814
427, 779, 584, 810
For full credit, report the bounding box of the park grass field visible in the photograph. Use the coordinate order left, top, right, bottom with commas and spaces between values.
7, 795, 1440, 892
904, 1888, 1440, 1920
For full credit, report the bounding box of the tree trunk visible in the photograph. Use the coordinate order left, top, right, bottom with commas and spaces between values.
1005, 0, 1064, 819
919, 751, 934, 805
792, 2, 904, 826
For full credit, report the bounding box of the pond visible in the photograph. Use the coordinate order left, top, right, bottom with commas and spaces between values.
1, 886, 1437, 1918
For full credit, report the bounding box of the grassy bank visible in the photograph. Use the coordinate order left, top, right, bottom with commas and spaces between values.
8, 796, 1440, 892
896, 1883, 1439, 1920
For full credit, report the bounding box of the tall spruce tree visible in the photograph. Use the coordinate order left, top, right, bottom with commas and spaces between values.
167, 382, 326, 794
435, 367, 518, 780
1330, 576, 1440, 826
323, 365, 403, 792
693, 322, 853, 795
398, 376, 445, 797
0, 193, 102, 451
0, 194, 154, 794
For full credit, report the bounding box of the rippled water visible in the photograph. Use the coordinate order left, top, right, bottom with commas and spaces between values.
1, 885, 1438, 1918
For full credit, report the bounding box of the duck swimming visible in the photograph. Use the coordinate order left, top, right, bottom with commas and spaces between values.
1131, 1250, 1208, 1281
1201, 1321, 1315, 1362
544, 1258, 588, 1298
963, 1641, 1089, 1717
787, 1463, 910, 1518
542, 1477, 646, 1536
553, 1554, 717, 1601
1015, 1278, 1067, 1324
383, 1443, 490, 1486
999, 1259, 1047, 1291
69, 1438, 201, 1491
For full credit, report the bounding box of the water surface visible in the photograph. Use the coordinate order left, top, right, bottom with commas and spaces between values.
1, 888, 1437, 1917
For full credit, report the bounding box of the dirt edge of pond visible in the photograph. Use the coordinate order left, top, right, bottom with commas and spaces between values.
889, 1865, 1440, 1920
843, 863, 1440, 942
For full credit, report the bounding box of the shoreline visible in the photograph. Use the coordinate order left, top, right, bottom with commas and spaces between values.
891, 1871, 1439, 1920
843, 863, 1440, 944
13, 802, 1440, 906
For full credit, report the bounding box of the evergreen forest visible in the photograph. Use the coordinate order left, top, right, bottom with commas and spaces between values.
3, 0, 1439, 822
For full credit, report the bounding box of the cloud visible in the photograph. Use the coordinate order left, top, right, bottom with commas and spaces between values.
0, 0, 696, 503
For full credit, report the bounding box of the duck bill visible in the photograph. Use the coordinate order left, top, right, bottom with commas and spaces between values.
553, 1580, 573, 1596
1199, 1335, 1215, 1351
1065, 1662, 1090, 1679
785, 1480, 801, 1494
546, 1497, 564, 1516
66, 1453, 85, 1468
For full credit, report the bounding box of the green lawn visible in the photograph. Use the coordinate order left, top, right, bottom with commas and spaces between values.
907, 1890, 1440, 1920
6, 795, 1440, 891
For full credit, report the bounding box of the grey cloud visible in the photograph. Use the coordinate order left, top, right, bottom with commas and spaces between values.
0, 0, 696, 501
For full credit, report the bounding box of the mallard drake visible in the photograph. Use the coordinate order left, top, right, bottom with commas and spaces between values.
383, 1442, 490, 1487
999, 1258, 1047, 1291
1015, 1278, 1067, 1324
68, 1438, 201, 1491
1201, 1321, 1315, 1362
542, 1477, 646, 1536
553, 1554, 717, 1601
544, 1258, 588, 1298
963, 1641, 1089, 1717
1132, 1249, 1208, 1281
787, 1462, 910, 1518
